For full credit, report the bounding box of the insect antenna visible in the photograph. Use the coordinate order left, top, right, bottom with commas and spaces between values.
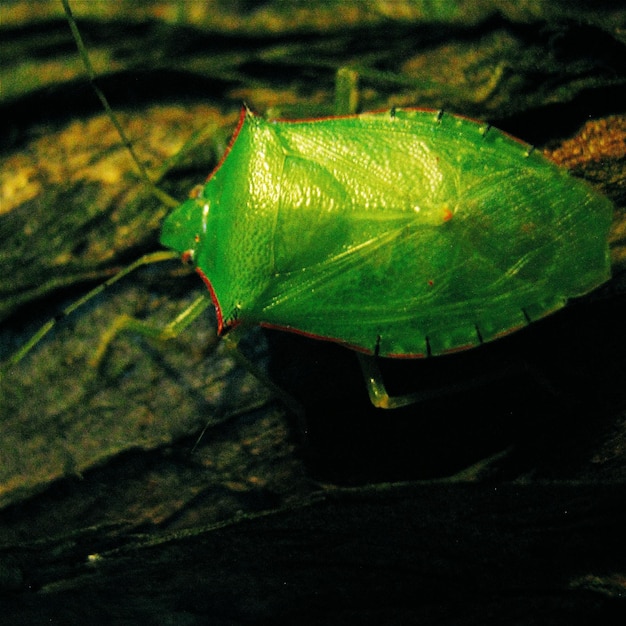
61, 0, 178, 210
0, 250, 179, 377
2, 1, 185, 376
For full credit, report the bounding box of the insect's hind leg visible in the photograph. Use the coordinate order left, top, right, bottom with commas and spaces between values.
358, 351, 505, 409
356, 353, 442, 409
357, 350, 561, 410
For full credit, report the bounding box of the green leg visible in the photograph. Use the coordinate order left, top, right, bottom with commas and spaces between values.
334, 67, 360, 115
265, 67, 359, 119
222, 330, 305, 421
1, 251, 179, 378
356, 352, 549, 410
357, 353, 439, 409
92, 304, 305, 419
91, 293, 212, 367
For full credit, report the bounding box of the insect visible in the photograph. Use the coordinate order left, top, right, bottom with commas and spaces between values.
0, 2, 614, 413
160, 106, 613, 407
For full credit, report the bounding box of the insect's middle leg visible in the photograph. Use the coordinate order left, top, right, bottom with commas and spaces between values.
92, 300, 305, 419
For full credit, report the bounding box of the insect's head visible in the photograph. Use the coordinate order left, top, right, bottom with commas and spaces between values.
160, 186, 211, 265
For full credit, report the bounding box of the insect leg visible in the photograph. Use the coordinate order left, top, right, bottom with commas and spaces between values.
358, 353, 502, 410
357, 351, 562, 410
334, 68, 360, 115
0, 250, 178, 378
221, 331, 305, 420
356, 352, 439, 409
90, 292, 213, 368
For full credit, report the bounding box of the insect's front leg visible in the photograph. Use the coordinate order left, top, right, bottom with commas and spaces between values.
90, 294, 213, 368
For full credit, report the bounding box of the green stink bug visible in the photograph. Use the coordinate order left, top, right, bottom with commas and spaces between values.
160, 106, 612, 406
0, 1, 614, 415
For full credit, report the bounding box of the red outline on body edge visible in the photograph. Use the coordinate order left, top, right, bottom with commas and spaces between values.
258, 321, 428, 360
195, 106, 537, 350
196, 268, 226, 335
192, 108, 249, 335
203, 107, 249, 184
226, 105, 532, 169
266, 106, 533, 151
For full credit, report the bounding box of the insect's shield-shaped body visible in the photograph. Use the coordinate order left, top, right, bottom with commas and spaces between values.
162, 107, 612, 359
